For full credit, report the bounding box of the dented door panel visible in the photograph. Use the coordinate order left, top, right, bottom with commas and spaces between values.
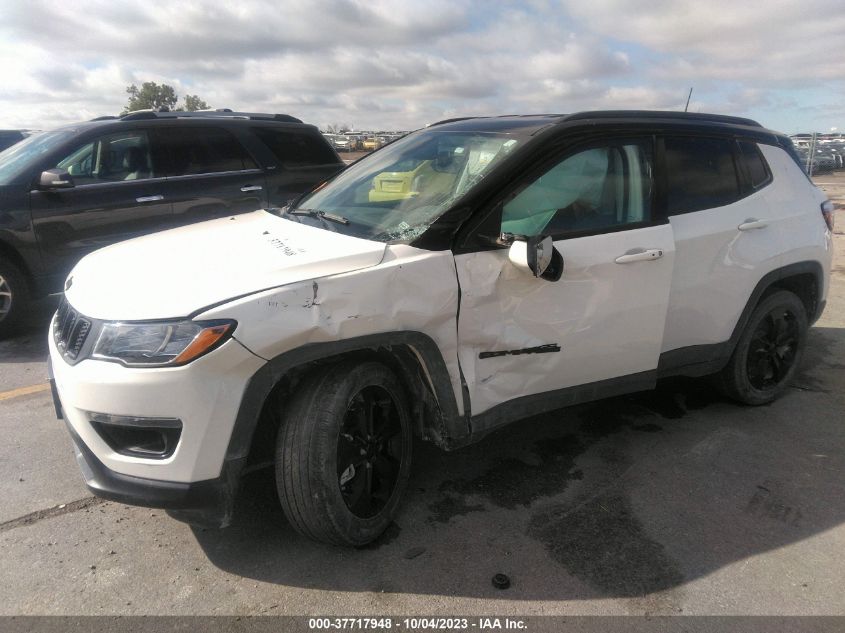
455, 224, 676, 416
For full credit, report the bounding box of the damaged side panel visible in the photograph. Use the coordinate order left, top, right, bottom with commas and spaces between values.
196, 244, 465, 431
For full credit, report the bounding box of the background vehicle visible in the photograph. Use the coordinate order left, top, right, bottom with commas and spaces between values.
330, 135, 354, 152
362, 136, 382, 151
0, 109, 344, 330
50, 111, 832, 547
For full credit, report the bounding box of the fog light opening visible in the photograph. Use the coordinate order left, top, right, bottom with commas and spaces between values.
88, 413, 182, 460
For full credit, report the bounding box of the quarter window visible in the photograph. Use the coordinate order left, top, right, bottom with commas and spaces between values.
252, 128, 338, 167
501, 141, 653, 237
665, 136, 740, 214
738, 140, 771, 189
54, 131, 155, 184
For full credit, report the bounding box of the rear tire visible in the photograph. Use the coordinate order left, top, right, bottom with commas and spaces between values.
717, 290, 808, 405
275, 361, 412, 546
0, 257, 30, 336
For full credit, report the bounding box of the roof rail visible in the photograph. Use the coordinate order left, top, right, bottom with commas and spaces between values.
562, 110, 763, 128
427, 116, 480, 127
90, 115, 119, 121
119, 109, 303, 123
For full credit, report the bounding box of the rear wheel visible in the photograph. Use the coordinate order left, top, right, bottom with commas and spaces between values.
275, 361, 412, 546
717, 290, 808, 405
0, 258, 30, 335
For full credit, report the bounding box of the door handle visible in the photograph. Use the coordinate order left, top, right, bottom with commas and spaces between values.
240, 185, 263, 192
135, 195, 163, 203
738, 218, 768, 231
614, 248, 664, 264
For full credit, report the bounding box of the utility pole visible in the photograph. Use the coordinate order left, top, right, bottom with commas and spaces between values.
807, 132, 817, 176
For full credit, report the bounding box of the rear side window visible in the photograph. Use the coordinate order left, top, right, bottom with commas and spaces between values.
665, 136, 741, 214
160, 127, 258, 176
738, 140, 771, 189
252, 128, 339, 167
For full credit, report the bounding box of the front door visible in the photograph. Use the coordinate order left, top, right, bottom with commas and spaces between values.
454, 137, 676, 426
30, 129, 171, 281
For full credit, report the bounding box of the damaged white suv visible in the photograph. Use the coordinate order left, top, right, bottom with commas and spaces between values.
49, 111, 833, 546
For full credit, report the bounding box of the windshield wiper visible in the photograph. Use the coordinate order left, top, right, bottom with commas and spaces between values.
287, 208, 350, 226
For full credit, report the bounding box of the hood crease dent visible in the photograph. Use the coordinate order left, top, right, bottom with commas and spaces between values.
64, 210, 387, 321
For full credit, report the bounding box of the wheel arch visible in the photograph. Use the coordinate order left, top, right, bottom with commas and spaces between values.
658, 260, 826, 378
226, 331, 466, 474
0, 237, 34, 291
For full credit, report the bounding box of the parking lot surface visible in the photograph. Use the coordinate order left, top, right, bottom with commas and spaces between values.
1, 178, 844, 617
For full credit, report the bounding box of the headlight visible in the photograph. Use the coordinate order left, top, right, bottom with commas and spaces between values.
91, 320, 236, 367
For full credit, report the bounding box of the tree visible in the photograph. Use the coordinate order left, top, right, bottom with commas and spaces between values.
123, 83, 210, 113
123, 82, 178, 113
182, 94, 209, 111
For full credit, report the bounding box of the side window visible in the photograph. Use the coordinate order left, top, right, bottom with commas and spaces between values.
665, 136, 740, 214
738, 140, 771, 189
502, 141, 653, 237
252, 128, 339, 167
55, 131, 155, 184
161, 127, 258, 176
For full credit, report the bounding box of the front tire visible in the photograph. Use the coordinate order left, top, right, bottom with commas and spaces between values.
0, 257, 30, 335
275, 361, 413, 546
717, 290, 808, 405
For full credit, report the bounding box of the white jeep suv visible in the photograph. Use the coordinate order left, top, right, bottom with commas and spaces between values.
49, 111, 833, 546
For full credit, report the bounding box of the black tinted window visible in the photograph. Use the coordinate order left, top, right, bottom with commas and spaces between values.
253, 128, 338, 167
738, 140, 771, 188
161, 127, 257, 176
665, 137, 740, 214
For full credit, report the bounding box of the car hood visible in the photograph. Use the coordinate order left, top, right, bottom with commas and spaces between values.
64, 210, 387, 321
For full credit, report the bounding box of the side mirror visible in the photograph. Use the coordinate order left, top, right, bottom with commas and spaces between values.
508, 234, 563, 281
39, 169, 74, 190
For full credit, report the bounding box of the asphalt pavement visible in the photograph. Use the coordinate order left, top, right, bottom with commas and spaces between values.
1, 188, 844, 619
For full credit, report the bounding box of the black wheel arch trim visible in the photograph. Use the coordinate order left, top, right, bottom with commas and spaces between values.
658, 260, 825, 378
224, 331, 466, 466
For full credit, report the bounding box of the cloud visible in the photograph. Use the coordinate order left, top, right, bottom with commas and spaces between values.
561, 0, 845, 83
0, 0, 842, 132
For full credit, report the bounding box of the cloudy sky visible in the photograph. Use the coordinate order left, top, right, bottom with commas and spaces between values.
1, 0, 843, 134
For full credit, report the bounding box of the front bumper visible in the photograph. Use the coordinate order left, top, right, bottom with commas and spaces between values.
48, 314, 266, 522
64, 416, 239, 527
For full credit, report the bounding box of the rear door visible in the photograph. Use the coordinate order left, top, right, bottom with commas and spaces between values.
658, 136, 784, 357
153, 126, 267, 226
30, 128, 171, 279
247, 126, 344, 207
454, 137, 675, 421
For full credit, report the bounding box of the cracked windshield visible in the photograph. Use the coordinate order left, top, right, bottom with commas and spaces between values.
289, 131, 519, 242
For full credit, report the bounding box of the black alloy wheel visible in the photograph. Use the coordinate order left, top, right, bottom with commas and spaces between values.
717, 290, 808, 405
745, 307, 801, 391
276, 361, 412, 546
337, 386, 404, 519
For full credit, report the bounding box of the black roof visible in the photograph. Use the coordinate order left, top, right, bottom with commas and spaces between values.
116, 108, 302, 123
47, 108, 313, 135
427, 110, 774, 138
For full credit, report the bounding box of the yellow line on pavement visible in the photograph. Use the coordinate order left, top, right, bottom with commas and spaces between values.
0, 383, 51, 402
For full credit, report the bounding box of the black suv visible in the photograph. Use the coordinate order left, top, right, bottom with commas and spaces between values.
0, 110, 344, 330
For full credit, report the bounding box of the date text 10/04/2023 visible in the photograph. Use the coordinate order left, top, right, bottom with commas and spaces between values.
308, 617, 528, 630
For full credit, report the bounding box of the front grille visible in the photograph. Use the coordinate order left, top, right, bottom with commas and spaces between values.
54, 297, 92, 361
